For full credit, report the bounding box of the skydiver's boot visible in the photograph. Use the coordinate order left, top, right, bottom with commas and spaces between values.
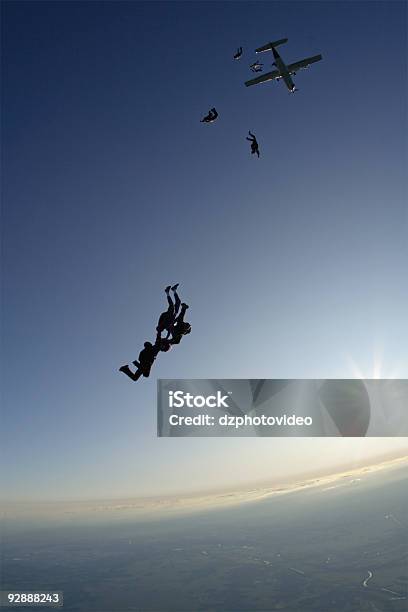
165, 285, 171, 292
171, 283, 179, 291
119, 365, 142, 381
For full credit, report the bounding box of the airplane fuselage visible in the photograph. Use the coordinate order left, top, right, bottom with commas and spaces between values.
272, 48, 296, 92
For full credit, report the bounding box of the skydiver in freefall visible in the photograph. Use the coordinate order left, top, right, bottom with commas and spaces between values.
246, 131, 260, 158
201, 108, 218, 123
118, 329, 175, 381
119, 340, 159, 381
233, 47, 243, 60
169, 302, 191, 345
250, 61, 263, 73
156, 284, 180, 338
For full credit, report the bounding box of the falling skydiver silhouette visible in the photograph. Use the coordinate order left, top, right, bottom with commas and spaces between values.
246, 131, 260, 158
250, 61, 263, 73
201, 108, 218, 123
233, 47, 243, 60
119, 341, 159, 381
118, 326, 176, 381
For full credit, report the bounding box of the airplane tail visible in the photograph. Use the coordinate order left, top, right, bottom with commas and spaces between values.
255, 38, 288, 53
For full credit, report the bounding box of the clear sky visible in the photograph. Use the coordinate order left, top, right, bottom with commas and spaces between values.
2, 1, 407, 502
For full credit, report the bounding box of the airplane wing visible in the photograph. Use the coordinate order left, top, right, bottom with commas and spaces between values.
286, 54, 322, 74
255, 38, 288, 53
245, 70, 280, 87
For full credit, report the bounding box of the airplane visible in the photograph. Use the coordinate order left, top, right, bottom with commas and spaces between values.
245, 38, 322, 93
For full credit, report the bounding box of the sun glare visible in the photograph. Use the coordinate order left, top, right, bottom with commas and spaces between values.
346, 349, 401, 379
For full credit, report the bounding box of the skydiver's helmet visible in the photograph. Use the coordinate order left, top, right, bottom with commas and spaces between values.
144, 342, 153, 349
181, 322, 191, 335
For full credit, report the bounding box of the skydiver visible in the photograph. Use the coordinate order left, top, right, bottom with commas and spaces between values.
156, 284, 180, 338
250, 61, 263, 73
118, 323, 175, 382
119, 340, 159, 381
246, 131, 260, 158
233, 47, 243, 60
169, 302, 191, 345
200, 107, 218, 123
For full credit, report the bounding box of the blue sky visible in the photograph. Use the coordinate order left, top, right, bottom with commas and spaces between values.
2, 1, 407, 502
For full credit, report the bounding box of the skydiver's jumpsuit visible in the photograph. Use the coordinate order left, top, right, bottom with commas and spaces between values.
170, 303, 190, 345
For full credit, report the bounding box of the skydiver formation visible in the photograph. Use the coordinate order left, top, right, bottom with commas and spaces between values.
119, 285, 191, 382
